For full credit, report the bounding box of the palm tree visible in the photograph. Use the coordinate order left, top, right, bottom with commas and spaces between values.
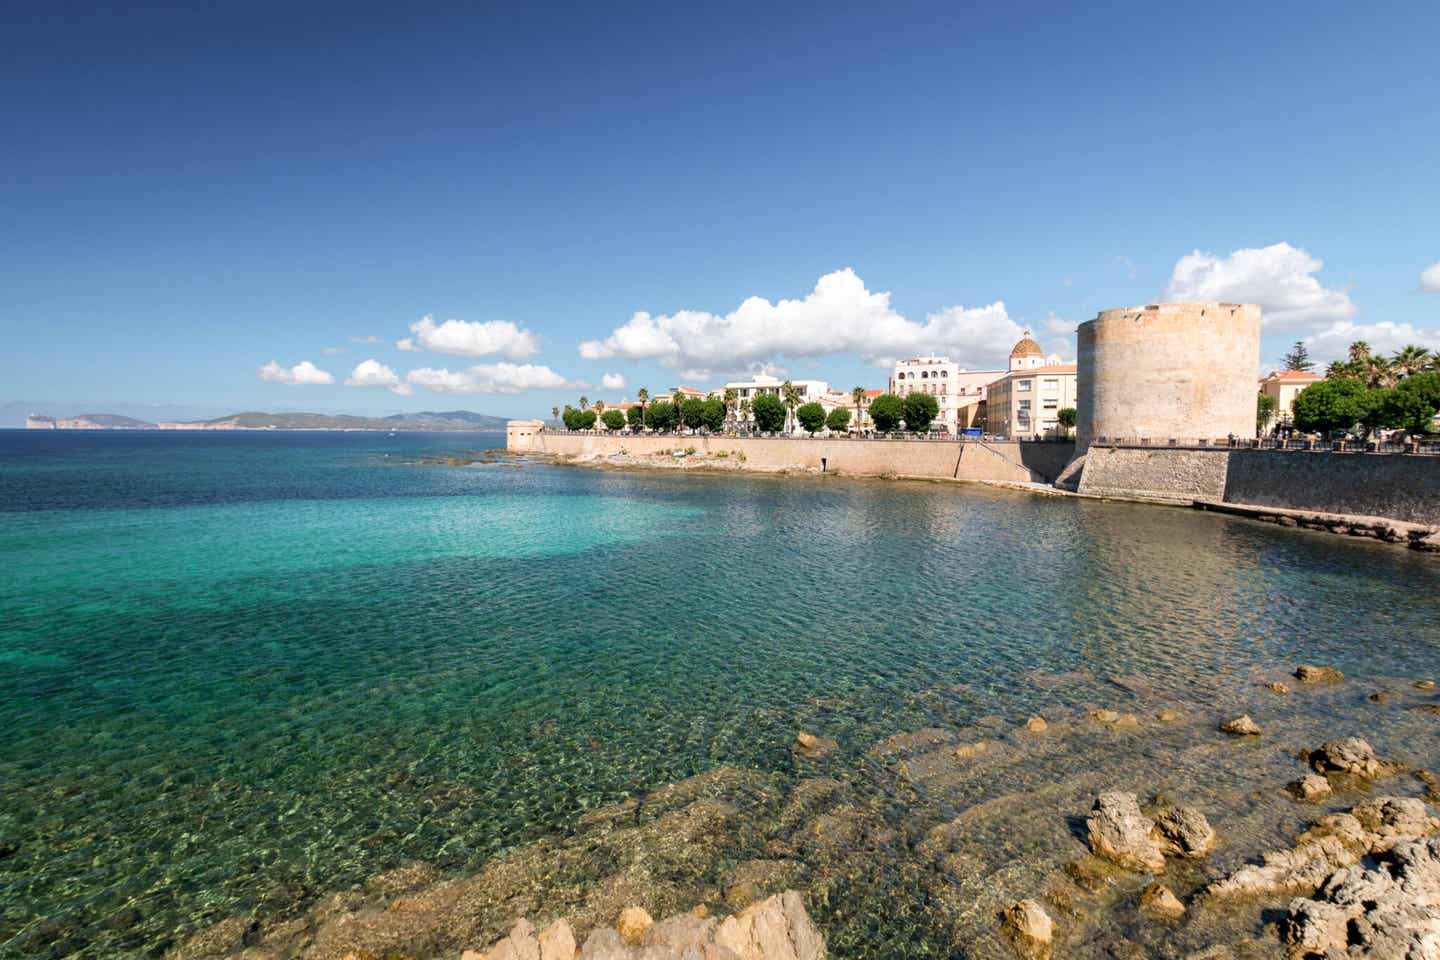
636, 387, 649, 431
723, 388, 738, 430
739, 399, 751, 433
594, 400, 606, 418
551, 406, 559, 422
851, 386, 867, 433
1392, 345, 1432, 380
780, 380, 802, 434
578, 395, 589, 411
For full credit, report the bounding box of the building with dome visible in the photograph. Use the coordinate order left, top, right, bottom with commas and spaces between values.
888, 356, 1001, 433
983, 332, 1078, 439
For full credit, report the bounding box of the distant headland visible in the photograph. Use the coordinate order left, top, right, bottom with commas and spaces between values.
23, 410, 508, 431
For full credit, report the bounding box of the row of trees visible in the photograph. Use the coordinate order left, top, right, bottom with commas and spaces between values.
1283, 339, 1440, 387
553, 380, 879, 435
1291, 371, 1440, 438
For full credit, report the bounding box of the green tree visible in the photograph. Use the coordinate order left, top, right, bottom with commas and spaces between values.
868, 393, 905, 432
645, 401, 677, 432
722, 388, 738, 429
551, 405, 560, 422
561, 406, 583, 430
1281, 340, 1314, 372
780, 381, 803, 433
636, 387, 649, 425
580, 410, 597, 430
681, 397, 708, 431
750, 393, 786, 433
626, 405, 644, 429
1291, 378, 1371, 435
601, 409, 625, 431
1057, 407, 1078, 437
701, 397, 726, 432
902, 392, 939, 433
1381, 371, 1440, 437
1256, 394, 1277, 434
738, 399, 751, 430
851, 386, 867, 430
825, 406, 851, 432
795, 401, 826, 434
1392, 345, 1433, 379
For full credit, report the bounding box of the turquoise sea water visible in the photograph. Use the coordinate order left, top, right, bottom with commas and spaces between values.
1, 430, 1438, 957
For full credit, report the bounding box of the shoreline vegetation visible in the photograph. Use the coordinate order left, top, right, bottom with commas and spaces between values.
159, 663, 1440, 960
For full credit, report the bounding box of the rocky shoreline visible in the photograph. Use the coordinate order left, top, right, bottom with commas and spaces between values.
154, 664, 1440, 960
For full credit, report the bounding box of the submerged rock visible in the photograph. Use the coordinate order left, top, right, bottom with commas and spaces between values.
1153, 804, 1217, 858
1023, 715, 1049, 734
1265, 680, 1291, 695
1295, 664, 1345, 684
1306, 737, 1398, 779
1087, 792, 1165, 873
793, 732, 838, 759
1001, 899, 1053, 960
1416, 679, 1436, 690
1139, 882, 1186, 920
1287, 774, 1332, 803
1220, 715, 1261, 736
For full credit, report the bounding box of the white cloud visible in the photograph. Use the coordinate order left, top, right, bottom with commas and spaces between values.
1300, 320, 1440, 366
321, 346, 346, 356
258, 360, 334, 385
577, 268, 1035, 373
345, 359, 412, 395
407, 363, 568, 395
601, 372, 627, 389
350, 335, 381, 344
1163, 242, 1355, 330
1420, 260, 1440, 293
398, 315, 540, 359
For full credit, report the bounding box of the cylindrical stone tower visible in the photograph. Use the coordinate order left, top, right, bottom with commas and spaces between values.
1076, 302, 1261, 447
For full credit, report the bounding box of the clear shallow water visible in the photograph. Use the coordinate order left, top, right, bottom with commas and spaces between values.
1, 430, 1438, 958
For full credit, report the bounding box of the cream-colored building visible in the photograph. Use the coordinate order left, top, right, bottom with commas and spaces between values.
721, 374, 830, 433
888, 356, 1001, 433
1258, 370, 1323, 430
985, 334, 1078, 439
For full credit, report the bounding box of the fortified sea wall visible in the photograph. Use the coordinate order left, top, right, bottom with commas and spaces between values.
506, 427, 1078, 485
1078, 446, 1440, 525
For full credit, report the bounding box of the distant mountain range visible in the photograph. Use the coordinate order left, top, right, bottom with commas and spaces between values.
20, 409, 508, 431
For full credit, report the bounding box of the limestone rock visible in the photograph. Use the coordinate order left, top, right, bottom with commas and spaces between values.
1295, 664, 1344, 684
1087, 792, 1165, 873
1000, 899, 1053, 960
953, 741, 995, 761
1284, 834, 1440, 959
165, 917, 255, 960
490, 919, 541, 960
1264, 680, 1291, 695
1307, 737, 1395, 779
1220, 715, 1260, 736
1153, 804, 1216, 858
617, 906, 653, 946
793, 732, 838, 759
1024, 715, 1048, 734
538, 919, 576, 960
1287, 774, 1332, 803
714, 891, 825, 960
1155, 708, 1181, 722
1139, 882, 1185, 920
1089, 709, 1120, 724
1416, 679, 1436, 690
1368, 691, 1390, 703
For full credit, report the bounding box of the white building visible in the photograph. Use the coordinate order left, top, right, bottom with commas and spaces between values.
985, 333, 1078, 439
888, 356, 1002, 433
722, 374, 830, 433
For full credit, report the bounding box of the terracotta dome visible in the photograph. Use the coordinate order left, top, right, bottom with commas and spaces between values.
1009, 332, 1044, 359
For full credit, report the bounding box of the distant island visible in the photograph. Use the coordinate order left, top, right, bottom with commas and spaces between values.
24, 410, 509, 431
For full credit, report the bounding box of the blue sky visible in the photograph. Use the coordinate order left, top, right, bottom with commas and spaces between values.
4, 0, 1438, 417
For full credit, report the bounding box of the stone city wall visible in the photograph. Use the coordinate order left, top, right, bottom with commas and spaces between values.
1078, 446, 1440, 525
508, 430, 1078, 484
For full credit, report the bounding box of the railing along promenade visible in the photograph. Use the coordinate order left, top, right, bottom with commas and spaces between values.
1090, 436, 1440, 456
540, 429, 1440, 456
